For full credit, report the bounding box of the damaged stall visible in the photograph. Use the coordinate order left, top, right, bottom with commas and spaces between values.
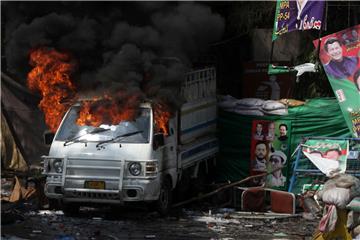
288, 137, 360, 239
215, 97, 352, 211
215, 98, 360, 238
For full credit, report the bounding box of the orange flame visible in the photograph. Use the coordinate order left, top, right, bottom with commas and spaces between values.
76, 94, 140, 127
153, 102, 171, 136
27, 48, 172, 134
27, 47, 77, 132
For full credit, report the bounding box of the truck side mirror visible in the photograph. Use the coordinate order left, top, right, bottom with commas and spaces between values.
43, 131, 55, 145
153, 133, 164, 150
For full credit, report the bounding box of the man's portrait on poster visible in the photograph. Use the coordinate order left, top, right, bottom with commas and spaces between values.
323, 37, 359, 81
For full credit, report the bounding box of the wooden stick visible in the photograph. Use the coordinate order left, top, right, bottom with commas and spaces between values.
172, 166, 284, 208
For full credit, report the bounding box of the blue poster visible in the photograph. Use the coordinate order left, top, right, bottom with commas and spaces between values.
272, 0, 325, 41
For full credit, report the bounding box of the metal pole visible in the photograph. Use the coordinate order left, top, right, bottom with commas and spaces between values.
348, 1, 351, 28
288, 143, 303, 193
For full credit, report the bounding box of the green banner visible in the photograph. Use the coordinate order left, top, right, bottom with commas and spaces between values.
272, 0, 282, 42
314, 25, 360, 137
267, 64, 290, 75
302, 139, 349, 176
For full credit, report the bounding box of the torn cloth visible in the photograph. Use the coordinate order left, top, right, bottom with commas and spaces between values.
319, 204, 338, 233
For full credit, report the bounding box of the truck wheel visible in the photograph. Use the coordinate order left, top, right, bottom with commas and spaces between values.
191, 164, 207, 195
156, 179, 172, 216
48, 199, 61, 210
61, 202, 80, 216
175, 170, 191, 201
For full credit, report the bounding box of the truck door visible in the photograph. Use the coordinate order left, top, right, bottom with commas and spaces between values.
163, 118, 177, 170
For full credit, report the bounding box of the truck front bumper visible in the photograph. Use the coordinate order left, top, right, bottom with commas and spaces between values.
45, 177, 161, 204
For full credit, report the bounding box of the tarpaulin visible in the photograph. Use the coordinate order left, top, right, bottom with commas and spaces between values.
1, 73, 49, 168
1, 113, 28, 172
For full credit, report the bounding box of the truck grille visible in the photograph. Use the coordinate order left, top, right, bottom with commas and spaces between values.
65, 191, 119, 200
63, 157, 124, 191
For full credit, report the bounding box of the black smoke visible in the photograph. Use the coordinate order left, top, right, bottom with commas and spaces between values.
3, 2, 224, 115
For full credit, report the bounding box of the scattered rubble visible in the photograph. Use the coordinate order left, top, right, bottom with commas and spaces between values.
2, 204, 319, 240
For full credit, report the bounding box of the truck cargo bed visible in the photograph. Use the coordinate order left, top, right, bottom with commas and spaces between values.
178, 136, 218, 169
180, 97, 217, 144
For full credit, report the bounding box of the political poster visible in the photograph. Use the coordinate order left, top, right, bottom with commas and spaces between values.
302, 139, 349, 176
250, 120, 291, 190
272, 0, 325, 41
314, 25, 360, 137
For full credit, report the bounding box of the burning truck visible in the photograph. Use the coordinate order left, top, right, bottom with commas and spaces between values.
4, 1, 225, 216
39, 64, 218, 215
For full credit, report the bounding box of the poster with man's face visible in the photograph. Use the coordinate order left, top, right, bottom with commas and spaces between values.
314, 25, 360, 137
250, 120, 291, 190
272, 0, 325, 41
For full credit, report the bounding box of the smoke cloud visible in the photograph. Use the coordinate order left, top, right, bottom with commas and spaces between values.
3, 2, 225, 121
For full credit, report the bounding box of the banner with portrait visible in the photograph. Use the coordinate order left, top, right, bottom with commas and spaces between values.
250, 120, 292, 190
272, 0, 325, 41
314, 25, 360, 137
302, 139, 349, 176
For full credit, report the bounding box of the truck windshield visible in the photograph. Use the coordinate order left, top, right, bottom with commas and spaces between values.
56, 107, 150, 143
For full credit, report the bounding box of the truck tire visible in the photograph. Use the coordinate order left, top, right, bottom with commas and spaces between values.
48, 199, 61, 210
156, 178, 172, 216
61, 202, 80, 216
191, 164, 207, 195
175, 170, 191, 201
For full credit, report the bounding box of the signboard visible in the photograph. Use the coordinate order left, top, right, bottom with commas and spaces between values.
250, 120, 291, 190
272, 0, 325, 41
314, 25, 360, 137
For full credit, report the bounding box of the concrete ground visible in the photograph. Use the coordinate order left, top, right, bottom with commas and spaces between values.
1, 203, 319, 240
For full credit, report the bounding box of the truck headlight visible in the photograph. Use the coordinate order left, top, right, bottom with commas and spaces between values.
52, 159, 63, 173
43, 159, 50, 173
145, 162, 158, 176
129, 162, 142, 176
